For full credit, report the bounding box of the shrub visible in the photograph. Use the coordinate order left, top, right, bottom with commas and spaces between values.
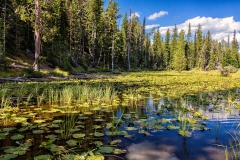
220, 66, 238, 77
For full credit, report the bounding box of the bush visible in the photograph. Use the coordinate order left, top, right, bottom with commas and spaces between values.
220, 66, 238, 77
20, 68, 43, 78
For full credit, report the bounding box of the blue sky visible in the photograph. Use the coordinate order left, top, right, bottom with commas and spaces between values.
104, 0, 240, 42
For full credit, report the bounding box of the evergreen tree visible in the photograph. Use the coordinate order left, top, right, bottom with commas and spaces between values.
232, 29, 239, 67
152, 28, 162, 69
164, 29, 171, 70
173, 29, 186, 71
170, 24, 178, 69
196, 24, 203, 69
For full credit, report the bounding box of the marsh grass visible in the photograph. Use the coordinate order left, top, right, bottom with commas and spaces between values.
60, 113, 78, 139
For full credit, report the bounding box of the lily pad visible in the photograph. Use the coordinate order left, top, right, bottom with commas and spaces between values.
109, 139, 122, 145
73, 133, 85, 139
113, 148, 126, 154
47, 124, 59, 128
34, 119, 46, 124
18, 127, 29, 132
66, 139, 77, 146
45, 134, 58, 140
34, 155, 53, 160
125, 127, 138, 131
11, 134, 24, 140
32, 130, 44, 134
86, 155, 104, 160
92, 141, 103, 147
13, 117, 27, 123
98, 146, 114, 153
3, 127, 16, 132
61, 154, 85, 160
0, 133, 7, 140
94, 119, 105, 122
0, 154, 18, 160
52, 120, 64, 123
94, 132, 104, 137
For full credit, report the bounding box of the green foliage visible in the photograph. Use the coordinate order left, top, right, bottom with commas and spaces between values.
1, 0, 239, 75
223, 52, 238, 68
20, 68, 43, 78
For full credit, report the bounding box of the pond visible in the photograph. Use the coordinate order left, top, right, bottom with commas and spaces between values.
0, 87, 240, 160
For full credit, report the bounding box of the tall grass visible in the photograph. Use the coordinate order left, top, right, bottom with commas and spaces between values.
59, 113, 77, 139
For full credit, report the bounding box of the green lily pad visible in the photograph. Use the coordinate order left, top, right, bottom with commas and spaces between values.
0, 133, 7, 140
94, 132, 104, 137
92, 141, 103, 147
73, 133, 85, 139
34, 155, 53, 160
94, 119, 105, 122
4, 147, 26, 155
18, 127, 29, 132
113, 148, 126, 154
98, 146, 114, 153
109, 139, 122, 145
50, 145, 64, 154
125, 127, 138, 131
66, 139, 77, 146
11, 134, 24, 140
32, 130, 44, 134
0, 154, 18, 160
47, 124, 59, 128
52, 120, 64, 123
3, 127, 16, 132
61, 154, 85, 160
78, 116, 89, 120
106, 131, 128, 136
45, 134, 58, 140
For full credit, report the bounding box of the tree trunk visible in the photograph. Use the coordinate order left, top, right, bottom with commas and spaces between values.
111, 32, 114, 72
33, 0, 41, 72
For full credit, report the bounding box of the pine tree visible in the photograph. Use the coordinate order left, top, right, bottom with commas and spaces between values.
87, 0, 104, 67
173, 29, 186, 72
170, 24, 178, 69
120, 13, 128, 70
196, 24, 203, 69
164, 29, 170, 70
232, 29, 239, 67
152, 28, 162, 69
105, 0, 120, 71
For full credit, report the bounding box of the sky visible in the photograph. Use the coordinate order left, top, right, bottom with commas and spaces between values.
104, 0, 240, 43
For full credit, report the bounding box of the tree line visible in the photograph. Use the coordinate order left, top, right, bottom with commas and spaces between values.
0, 0, 239, 72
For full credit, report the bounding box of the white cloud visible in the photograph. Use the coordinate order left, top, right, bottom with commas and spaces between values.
145, 24, 160, 30
129, 12, 140, 19
158, 16, 240, 43
147, 11, 168, 20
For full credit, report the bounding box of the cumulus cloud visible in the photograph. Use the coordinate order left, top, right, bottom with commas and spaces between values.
158, 16, 240, 42
145, 24, 160, 30
147, 11, 168, 20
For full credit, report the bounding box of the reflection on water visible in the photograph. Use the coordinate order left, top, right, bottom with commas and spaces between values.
112, 89, 240, 160
126, 141, 179, 160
